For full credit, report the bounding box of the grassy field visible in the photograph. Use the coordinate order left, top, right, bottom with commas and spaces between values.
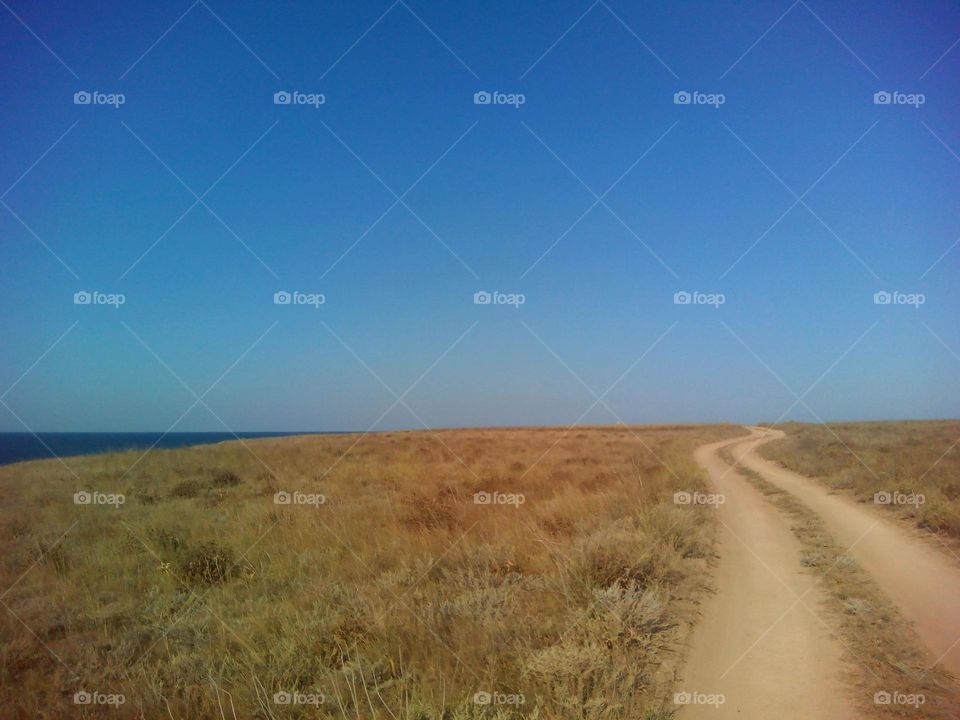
0, 424, 740, 719
759, 421, 960, 539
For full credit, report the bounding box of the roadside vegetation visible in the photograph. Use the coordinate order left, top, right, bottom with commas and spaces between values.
0, 424, 739, 719
719, 444, 960, 719
758, 421, 960, 539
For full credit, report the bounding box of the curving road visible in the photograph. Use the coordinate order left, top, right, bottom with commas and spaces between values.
678, 429, 860, 719
733, 427, 960, 677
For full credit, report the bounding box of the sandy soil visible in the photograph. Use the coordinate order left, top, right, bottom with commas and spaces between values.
678, 430, 861, 719
734, 427, 960, 677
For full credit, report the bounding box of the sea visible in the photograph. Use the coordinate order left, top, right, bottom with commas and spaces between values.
0, 432, 318, 466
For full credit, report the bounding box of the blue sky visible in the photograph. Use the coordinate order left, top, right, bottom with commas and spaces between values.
1, 0, 958, 432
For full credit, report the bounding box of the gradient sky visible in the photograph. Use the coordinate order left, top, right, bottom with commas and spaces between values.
1, 0, 958, 432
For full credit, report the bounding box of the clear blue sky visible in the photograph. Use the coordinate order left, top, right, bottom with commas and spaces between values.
1, 0, 958, 432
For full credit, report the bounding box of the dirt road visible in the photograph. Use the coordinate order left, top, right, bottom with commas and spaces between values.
733, 427, 960, 676
678, 430, 860, 719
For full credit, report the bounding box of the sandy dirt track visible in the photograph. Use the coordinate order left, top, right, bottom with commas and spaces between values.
678, 430, 860, 719
734, 427, 960, 677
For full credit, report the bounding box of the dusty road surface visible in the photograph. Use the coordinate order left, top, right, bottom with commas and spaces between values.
678, 430, 860, 719
734, 427, 960, 676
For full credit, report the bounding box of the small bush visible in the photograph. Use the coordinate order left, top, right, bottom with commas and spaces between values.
402, 489, 461, 531
6, 521, 29, 540
135, 490, 161, 505
170, 479, 203, 498
148, 527, 186, 552
36, 540, 70, 574
180, 542, 236, 585
211, 469, 241, 487
578, 521, 682, 592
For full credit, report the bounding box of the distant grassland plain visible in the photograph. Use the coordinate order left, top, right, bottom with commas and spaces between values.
760, 420, 960, 540
0, 424, 741, 719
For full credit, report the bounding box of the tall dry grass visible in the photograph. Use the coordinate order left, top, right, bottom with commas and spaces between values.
0, 424, 739, 718
759, 421, 960, 538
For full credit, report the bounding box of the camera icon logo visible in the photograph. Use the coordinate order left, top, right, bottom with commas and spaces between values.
873, 91, 892, 105
873, 491, 892, 505
474, 491, 491, 504
673, 691, 692, 705
673, 91, 691, 105
473, 91, 492, 105
274, 290, 292, 305
274, 91, 292, 105
74, 691, 92, 704
873, 290, 891, 305
74, 290, 92, 305
473, 290, 492, 305
673, 491, 692, 505
873, 691, 892, 705
673, 290, 691, 305
274, 491, 292, 505
473, 691, 492, 705
273, 691, 292, 704
73, 91, 92, 105
74, 491, 92, 505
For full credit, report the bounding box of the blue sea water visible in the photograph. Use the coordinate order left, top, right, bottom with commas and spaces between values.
0, 432, 318, 466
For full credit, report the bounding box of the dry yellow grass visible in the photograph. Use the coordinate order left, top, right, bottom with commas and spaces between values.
0, 424, 740, 719
759, 421, 960, 539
